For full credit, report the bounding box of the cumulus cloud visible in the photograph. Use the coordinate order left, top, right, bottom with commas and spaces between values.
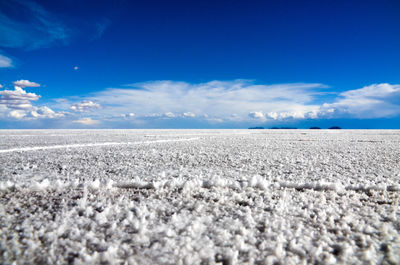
322, 83, 400, 118
183, 112, 196, 118
73, 117, 100, 126
248, 110, 317, 122
0, 86, 40, 109
8, 110, 26, 119
13, 80, 40, 88
30, 106, 65, 119
264, 111, 319, 120
120, 113, 135, 119
0, 80, 66, 120
0, 54, 12, 68
164, 112, 176, 118
6, 106, 65, 120
249, 111, 265, 120
266, 112, 278, 120
70, 101, 101, 112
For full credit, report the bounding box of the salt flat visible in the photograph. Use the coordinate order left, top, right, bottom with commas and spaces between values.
0, 129, 399, 264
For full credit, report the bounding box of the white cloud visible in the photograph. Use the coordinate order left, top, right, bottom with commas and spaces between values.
81, 80, 324, 121
13, 80, 40, 88
10, 80, 398, 127
249, 111, 265, 120
164, 112, 176, 118
120, 113, 135, 119
251, 110, 319, 121
247, 110, 316, 122
73, 117, 100, 126
207, 117, 224, 123
6, 106, 64, 120
8, 110, 26, 119
0, 0, 69, 49
0, 80, 66, 120
266, 112, 278, 120
183, 112, 196, 118
93, 18, 111, 40
0, 86, 40, 109
74, 66, 79, 70
322, 83, 400, 118
277, 111, 305, 119
30, 106, 65, 119
70, 100, 101, 112
0, 54, 12, 68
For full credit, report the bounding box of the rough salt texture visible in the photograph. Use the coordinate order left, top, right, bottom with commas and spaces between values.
0, 129, 399, 265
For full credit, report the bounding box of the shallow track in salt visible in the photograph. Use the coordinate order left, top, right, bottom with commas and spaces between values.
0, 137, 199, 153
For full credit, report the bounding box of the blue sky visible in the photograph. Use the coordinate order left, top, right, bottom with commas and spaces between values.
0, 0, 400, 128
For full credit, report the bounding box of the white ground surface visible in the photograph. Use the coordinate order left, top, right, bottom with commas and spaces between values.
0, 129, 399, 265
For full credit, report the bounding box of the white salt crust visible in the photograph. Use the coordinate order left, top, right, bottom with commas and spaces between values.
0, 129, 399, 264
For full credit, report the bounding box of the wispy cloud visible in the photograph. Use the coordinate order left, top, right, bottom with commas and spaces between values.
322, 83, 400, 118
0, 54, 13, 68
82, 80, 325, 121
73, 117, 100, 126
0, 0, 70, 49
92, 18, 111, 40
